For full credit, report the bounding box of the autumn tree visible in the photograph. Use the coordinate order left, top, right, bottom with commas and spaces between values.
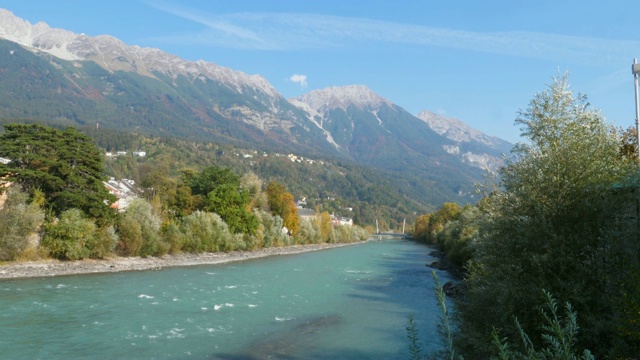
619, 125, 638, 162
315, 211, 332, 243
266, 181, 300, 235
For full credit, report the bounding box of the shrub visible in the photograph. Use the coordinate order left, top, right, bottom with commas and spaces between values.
296, 218, 319, 244
161, 221, 185, 254
91, 226, 118, 258
43, 209, 96, 260
116, 199, 162, 257
0, 187, 44, 261
253, 210, 288, 248
180, 211, 234, 252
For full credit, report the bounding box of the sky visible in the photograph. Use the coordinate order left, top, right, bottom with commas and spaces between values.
2, 0, 640, 143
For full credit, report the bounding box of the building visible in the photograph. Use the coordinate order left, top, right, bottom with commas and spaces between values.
103, 178, 142, 212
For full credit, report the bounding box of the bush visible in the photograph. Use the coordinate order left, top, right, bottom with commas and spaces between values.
180, 211, 234, 252
43, 209, 96, 260
91, 226, 118, 258
253, 210, 289, 248
296, 218, 319, 244
0, 187, 44, 261
116, 199, 162, 257
161, 221, 185, 254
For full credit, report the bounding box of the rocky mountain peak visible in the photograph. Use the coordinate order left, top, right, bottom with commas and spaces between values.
293, 85, 392, 112
0, 9, 80, 60
417, 109, 507, 147
0, 8, 281, 100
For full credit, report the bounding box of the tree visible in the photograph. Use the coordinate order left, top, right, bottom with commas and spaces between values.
315, 211, 332, 243
619, 125, 638, 162
206, 183, 258, 235
189, 166, 240, 197
0, 124, 115, 223
456, 74, 639, 358
266, 181, 300, 235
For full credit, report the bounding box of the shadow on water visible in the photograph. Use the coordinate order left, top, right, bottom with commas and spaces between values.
211, 240, 451, 360
354, 240, 452, 308
347, 240, 455, 352
209, 314, 370, 360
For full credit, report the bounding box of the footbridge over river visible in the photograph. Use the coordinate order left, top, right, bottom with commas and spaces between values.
374, 232, 411, 240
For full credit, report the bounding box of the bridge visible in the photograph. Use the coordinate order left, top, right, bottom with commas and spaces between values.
373, 232, 411, 240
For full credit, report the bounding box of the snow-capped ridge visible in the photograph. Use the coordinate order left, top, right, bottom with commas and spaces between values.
0, 8, 281, 100
293, 85, 393, 112
417, 109, 502, 146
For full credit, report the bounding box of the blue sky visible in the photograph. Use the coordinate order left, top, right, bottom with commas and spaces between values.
2, 0, 640, 143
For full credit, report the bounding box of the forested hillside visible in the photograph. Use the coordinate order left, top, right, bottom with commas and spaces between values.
74, 125, 430, 229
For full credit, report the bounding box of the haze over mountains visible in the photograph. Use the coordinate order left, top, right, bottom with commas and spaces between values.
0, 8, 512, 207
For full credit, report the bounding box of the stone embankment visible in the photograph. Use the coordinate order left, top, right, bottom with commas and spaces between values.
0, 243, 359, 280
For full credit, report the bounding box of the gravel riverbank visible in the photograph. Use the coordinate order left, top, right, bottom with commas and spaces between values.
0, 242, 362, 280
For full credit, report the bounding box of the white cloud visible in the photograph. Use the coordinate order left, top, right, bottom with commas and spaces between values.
147, 2, 640, 64
289, 74, 307, 87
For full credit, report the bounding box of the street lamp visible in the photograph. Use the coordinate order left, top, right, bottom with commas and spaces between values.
634, 59, 640, 164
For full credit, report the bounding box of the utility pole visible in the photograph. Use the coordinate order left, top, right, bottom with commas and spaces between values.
633, 59, 640, 165
633, 59, 640, 219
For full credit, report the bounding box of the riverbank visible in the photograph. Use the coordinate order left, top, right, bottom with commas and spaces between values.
0, 242, 363, 280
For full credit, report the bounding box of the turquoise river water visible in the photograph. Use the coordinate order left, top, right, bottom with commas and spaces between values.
0, 240, 452, 359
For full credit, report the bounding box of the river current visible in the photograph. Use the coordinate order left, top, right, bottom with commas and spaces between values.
0, 240, 452, 359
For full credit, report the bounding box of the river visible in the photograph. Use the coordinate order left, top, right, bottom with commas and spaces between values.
0, 240, 452, 359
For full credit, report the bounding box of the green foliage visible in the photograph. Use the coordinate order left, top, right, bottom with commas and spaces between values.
180, 211, 237, 253
0, 123, 115, 224
491, 290, 594, 360
43, 209, 97, 260
206, 183, 258, 235
456, 74, 640, 359
296, 218, 319, 244
161, 221, 185, 254
406, 314, 422, 360
189, 166, 241, 197
0, 186, 45, 261
413, 202, 462, 243
253, 210, 289, 248
329, 224, 369, 243
432, 270, 458, 360
413, 202, 477, 269
91, 225, 118, 259
94, 128, 431, 229
116, 199, 163, 257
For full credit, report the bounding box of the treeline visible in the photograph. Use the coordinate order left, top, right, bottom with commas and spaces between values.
412, 75, 640, 359
75, 125, 429, 229
0, 124, 368, 262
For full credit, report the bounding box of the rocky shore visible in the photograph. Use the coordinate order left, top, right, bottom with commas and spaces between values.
0, 242, 361, 280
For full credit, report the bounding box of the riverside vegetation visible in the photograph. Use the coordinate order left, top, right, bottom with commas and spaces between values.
412, 74, 640, 359
0, 124, 368, 263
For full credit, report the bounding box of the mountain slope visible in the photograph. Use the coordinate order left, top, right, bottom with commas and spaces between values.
291, 86, 489, 202
0, 8, 512, 208
417, 110, 512, 170
0, 9, 338, 157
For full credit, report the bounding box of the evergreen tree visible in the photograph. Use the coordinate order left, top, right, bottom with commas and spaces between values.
0, 123, 115, 224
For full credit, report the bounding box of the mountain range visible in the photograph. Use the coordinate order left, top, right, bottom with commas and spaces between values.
0, 8, 512, 208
